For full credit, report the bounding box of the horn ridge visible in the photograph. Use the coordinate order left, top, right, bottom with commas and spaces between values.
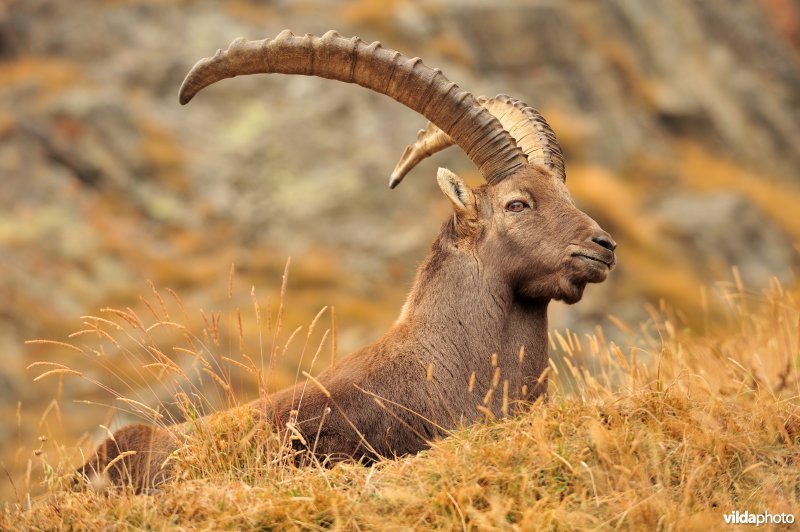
389, 93, 566, 185
179, 31, 527, 184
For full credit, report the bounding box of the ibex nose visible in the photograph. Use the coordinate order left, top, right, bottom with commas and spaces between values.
591, 233, 617, 252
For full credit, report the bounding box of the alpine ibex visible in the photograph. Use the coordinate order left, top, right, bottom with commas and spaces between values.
80, 30, 616, 492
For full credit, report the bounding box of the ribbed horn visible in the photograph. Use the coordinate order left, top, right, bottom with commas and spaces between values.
390, 94, 566, 186
179, 30, 528, 185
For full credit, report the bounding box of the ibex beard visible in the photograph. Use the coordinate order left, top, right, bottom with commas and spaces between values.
77, 30, 616, 493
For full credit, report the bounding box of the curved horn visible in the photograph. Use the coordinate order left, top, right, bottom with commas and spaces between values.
390, 94, 566, 186
179, 30, 527, 185
390, 121, 453, 189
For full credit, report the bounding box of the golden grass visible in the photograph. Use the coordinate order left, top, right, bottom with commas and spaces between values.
3, 268, 799, 530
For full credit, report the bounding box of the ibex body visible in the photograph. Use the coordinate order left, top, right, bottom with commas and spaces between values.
80, 30, 616, 491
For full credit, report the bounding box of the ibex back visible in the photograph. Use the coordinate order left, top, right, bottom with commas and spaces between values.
79, 30, 616, 492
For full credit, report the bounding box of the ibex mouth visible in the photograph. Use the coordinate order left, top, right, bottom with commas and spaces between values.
572, 251, 615, 270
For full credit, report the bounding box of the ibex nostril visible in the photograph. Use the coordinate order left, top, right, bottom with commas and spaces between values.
592, 234, 617, 252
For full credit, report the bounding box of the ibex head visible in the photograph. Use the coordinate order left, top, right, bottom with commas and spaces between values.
179, 31, 616, 304
433, 164, 615, 305
393, 92, 615, 304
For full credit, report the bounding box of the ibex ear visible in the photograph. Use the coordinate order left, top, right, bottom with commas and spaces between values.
437, 167, 476, 216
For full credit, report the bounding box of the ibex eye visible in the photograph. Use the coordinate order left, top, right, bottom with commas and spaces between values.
506, 200, 529, 212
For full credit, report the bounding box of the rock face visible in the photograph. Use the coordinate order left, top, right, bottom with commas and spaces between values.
454, 0, 800, 182
0, 0, 798, 473
653, 192, 796, 287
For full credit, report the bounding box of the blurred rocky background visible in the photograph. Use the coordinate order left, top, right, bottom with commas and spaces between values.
1, 0, 799, 501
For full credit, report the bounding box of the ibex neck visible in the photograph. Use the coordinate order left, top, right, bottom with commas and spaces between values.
398, 244, 550, 406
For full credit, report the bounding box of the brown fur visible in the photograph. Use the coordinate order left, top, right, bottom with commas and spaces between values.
78, 164, 615, 491
78, 424, 178, 492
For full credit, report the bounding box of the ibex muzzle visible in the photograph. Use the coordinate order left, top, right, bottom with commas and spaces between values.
79, 30, 615, 492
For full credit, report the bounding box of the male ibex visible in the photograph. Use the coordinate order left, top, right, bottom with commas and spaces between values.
80, 30, 616, 491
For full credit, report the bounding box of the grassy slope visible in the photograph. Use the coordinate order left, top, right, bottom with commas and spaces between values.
3, 283, 799, 530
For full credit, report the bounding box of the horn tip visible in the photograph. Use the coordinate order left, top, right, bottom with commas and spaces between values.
388, 174, 403, 189
178, 83, 194, 104
178, 89, 194, 105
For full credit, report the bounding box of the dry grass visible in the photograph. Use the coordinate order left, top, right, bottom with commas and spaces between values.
2, 266, 799, 530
